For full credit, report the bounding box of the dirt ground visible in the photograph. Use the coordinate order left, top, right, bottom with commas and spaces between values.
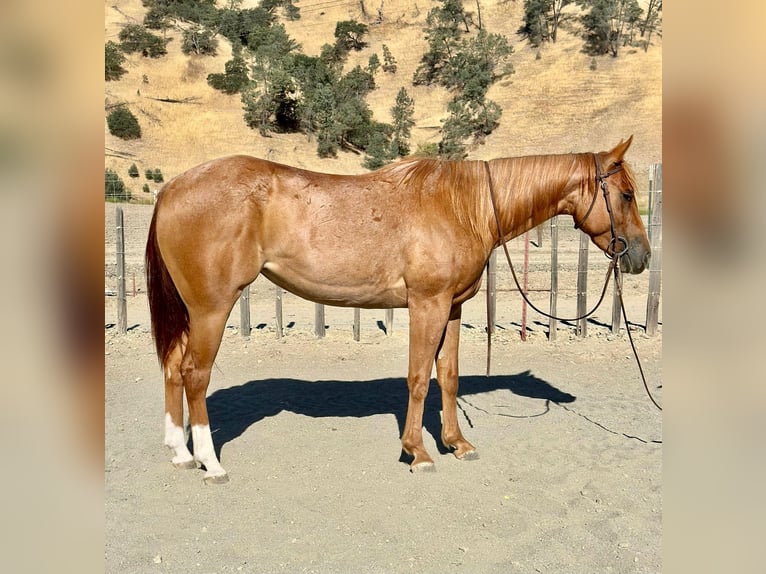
105, 203, 662, 573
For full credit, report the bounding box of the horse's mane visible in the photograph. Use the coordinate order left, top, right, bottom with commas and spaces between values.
373, 151, 636, 240
377, 157, 492, 238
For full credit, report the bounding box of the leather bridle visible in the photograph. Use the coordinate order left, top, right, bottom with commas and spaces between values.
573, 153, 630, 260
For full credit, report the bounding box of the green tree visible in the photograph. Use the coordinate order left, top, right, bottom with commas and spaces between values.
118, 23, 169, 58
207, 50, 250, 94
440, 96, 501, 159
413, 0, 468, 85
217, 6, 276, 48
390, 87, 415, 157
367, 53, 381, 77
521, 0, 550, 46
153, 168, 164, 183
107, 106, 142, 140
148, 0, 218, 26
579, 0, 643, 56
363, 132, 391, 170
313, 84, 339, 157
382, 44, 397, 73
638, 0, 661, 51
105, 169, 131, 202
521, 1, 572, 45
181, 25, 218, 55
128, 163, 139, 178
336, 65, 375, 100
335, 96, 374, 150
105, 41, 127, 81
441, 29, 514, 100
334, 20, 369, 53
243, 24, 301, 134
144, 5, 171, 31
242, 85, 278, 136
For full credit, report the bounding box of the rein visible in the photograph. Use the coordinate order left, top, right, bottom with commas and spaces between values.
482, 159, 662, 411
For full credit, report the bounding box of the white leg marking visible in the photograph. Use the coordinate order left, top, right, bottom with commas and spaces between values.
191, 424, 227, 480
164, 412, 194, 467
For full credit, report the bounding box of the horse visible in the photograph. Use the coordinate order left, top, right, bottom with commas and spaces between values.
145, 136, 650, 483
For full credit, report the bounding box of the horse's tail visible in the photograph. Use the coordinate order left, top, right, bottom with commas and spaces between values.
145, 205, 188, 366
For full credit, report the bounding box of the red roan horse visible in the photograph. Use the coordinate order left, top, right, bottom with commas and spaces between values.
146, 137, 649, 483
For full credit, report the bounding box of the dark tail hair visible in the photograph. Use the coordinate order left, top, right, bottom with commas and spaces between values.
145, 206, 188, 365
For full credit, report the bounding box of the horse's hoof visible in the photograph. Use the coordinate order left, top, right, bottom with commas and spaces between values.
456, 450, 479, 461
410, 461, 436, 473
172, 459, 198, 470
203, 473, 230, 485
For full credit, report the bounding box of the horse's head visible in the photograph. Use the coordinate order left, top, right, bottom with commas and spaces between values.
574, 136, 651, 274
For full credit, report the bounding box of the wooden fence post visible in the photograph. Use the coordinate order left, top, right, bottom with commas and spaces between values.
275, 286, 283, 339
486, 249, 497, 335
576, 231, 589, 337
315, 303, 326, 338
645, 163, 662, 336
611, 271, 623, 334
353, 308, 361, 341
385, 308, 394, 335
115, 206, 127, 335
520, 231, 529, 341
240, 284, 251, 338
548, 216, 558, 341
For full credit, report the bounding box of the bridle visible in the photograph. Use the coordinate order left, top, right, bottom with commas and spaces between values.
483, 156, 662, 411
573, 153, 630, 261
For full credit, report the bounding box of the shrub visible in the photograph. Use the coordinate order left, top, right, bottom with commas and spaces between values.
152, 168, 164, 183
105, 41, 127, 81
207, 53, 250, 94
414, 143, 440, 158
107, 106, 141, 140
105, 169, 131, 202
128, 163, 139, 178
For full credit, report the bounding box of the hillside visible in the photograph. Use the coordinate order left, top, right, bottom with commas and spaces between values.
104, 0, 661, 200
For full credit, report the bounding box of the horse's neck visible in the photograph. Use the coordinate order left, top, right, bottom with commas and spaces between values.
489, 154, 588, 241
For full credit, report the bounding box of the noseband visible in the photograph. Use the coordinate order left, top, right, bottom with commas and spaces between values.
573, 154, 629, 259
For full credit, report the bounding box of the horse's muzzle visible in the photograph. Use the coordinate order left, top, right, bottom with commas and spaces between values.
619, 243, 651, 274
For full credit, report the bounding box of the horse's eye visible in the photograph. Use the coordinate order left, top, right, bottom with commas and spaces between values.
622, 192, 634, 202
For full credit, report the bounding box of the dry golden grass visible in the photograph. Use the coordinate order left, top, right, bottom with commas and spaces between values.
104, 0, 661, 202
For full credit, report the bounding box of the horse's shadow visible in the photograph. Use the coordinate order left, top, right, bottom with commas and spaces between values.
204, 371, 575, 463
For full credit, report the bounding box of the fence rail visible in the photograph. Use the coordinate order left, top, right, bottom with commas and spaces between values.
109, 164, 662, 342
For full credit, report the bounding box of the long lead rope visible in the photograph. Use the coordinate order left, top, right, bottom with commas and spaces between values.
483, 161, 662, 411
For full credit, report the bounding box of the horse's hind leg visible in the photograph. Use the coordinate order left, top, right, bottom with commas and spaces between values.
163, 335, 196, 468
181, 309, 231, 484
435, 305, 477, 460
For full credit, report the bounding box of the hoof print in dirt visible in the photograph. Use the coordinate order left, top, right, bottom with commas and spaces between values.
203, 473, 230, 485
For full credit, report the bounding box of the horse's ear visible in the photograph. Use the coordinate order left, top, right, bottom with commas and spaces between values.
604, 135, 633, 168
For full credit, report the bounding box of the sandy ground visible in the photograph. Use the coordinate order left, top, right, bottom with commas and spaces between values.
105, 203, 662, 573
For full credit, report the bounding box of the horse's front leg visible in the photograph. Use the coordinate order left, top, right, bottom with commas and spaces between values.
401, 295, 452, 471
435, 304, 477, 460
